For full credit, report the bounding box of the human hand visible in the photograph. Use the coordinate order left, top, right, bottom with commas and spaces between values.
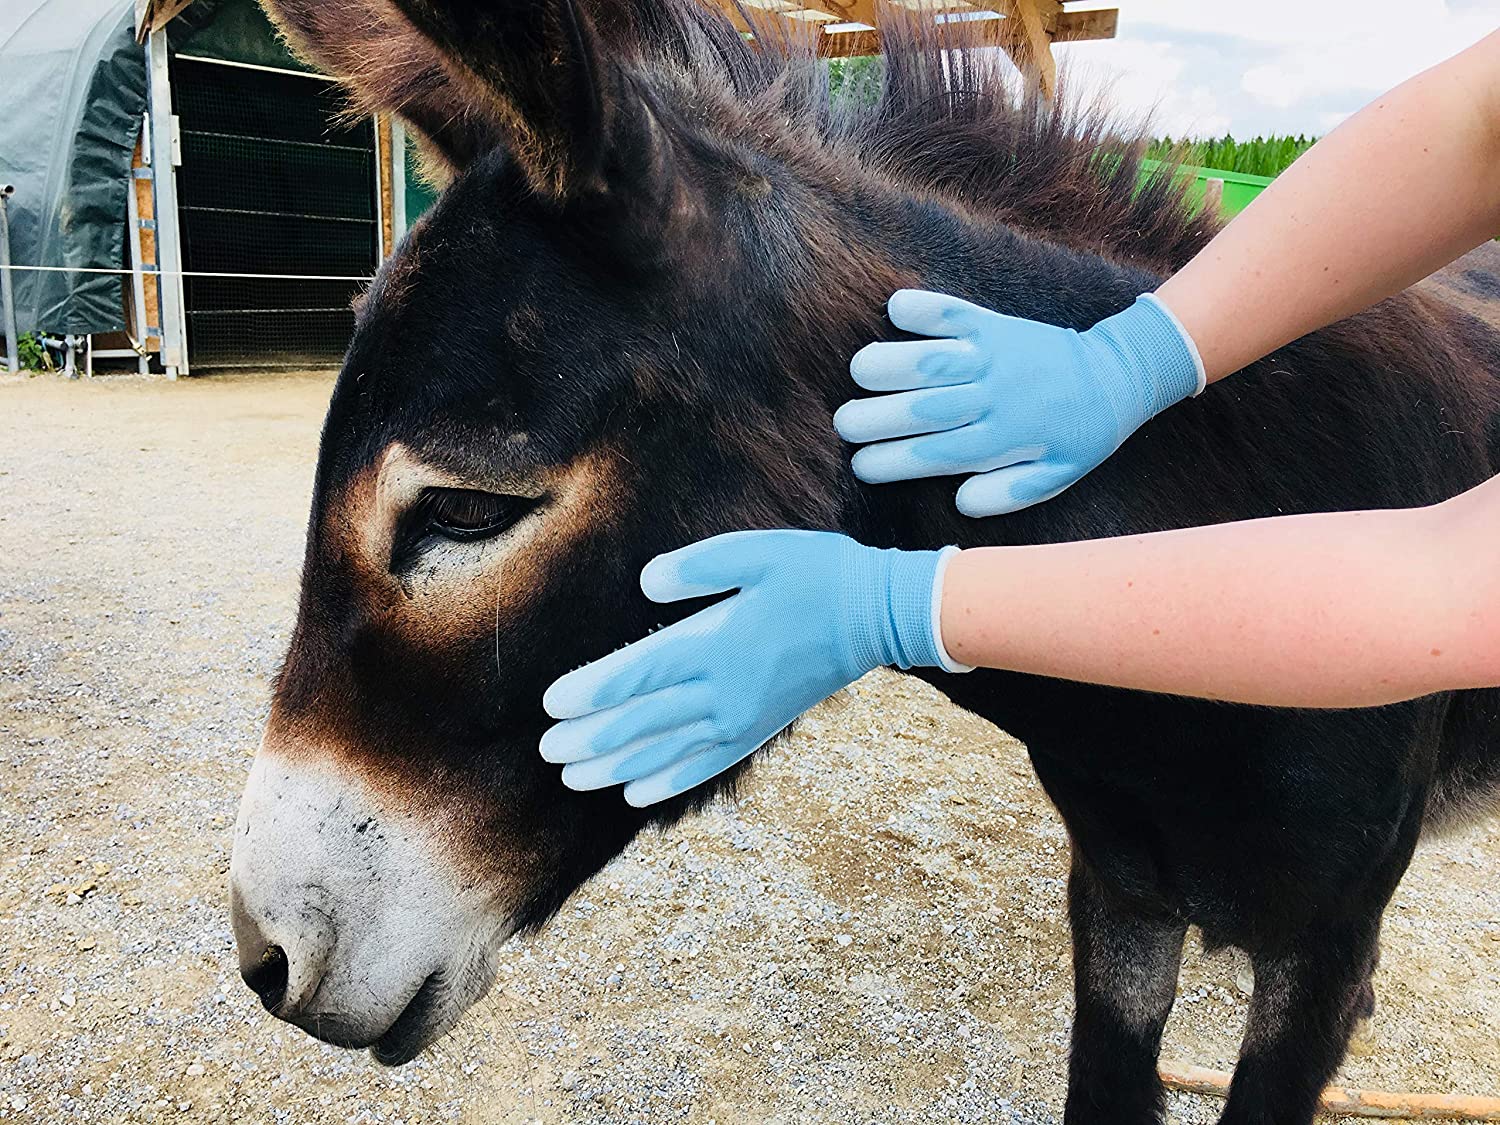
540, 529, 965, 806
834, 290, 1204, 517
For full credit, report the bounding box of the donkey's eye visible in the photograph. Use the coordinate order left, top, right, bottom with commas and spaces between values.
396, 488, 540, 563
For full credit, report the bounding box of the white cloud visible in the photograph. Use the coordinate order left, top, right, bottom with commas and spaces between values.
1055, 1, 1498, 137
1056, 37, 1233, 137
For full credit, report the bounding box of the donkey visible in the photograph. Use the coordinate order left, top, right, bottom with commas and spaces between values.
228, 1, 1500, 1122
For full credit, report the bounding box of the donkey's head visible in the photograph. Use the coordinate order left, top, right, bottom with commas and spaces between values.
227, 0, 910, 1064
229, 0, 1206, 1063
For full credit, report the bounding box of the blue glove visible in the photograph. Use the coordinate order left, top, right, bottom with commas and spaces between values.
834, 290, 1205, 517
541, 530, 969, 807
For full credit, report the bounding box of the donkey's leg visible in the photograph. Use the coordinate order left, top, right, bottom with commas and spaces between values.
1063, 860, 1187, 1125
1216, 917, 1383, 1125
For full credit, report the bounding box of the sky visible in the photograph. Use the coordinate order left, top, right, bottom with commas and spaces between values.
1052, 0, 1499, 139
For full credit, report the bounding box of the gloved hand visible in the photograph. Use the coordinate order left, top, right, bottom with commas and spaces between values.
834, 290, 1205, 517
541, 529, 969, 807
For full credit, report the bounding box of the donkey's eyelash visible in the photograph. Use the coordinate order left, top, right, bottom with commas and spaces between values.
392, 488, 543, 568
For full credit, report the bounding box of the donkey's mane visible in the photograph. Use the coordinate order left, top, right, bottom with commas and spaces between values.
605, 0, 1218, 273
270, 0, 1216, 273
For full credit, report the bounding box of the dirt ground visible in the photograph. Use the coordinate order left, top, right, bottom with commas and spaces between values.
0, 371, 1496, 1125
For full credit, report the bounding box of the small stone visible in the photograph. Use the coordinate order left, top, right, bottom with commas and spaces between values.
60, 992, 76, 1007
10, 1096, 26, 1111
77, 937, 96, 952
605, 973, 623, 990
185, 1063, 205, 1077
1235, 966, 1254, 997
835, 935, 853, 948
93, 862, 109, 876
558, 1072, 580, 1091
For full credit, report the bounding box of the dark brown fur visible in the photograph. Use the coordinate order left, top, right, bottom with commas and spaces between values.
248, 1, 1500, 1120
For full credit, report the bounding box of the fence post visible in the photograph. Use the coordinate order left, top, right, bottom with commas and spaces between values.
392, 120, 408, 244
147, 29, 187, 378
1203, 177, 1225, 215
126, 120, 151, 374
0, 185, 16, 375
0, 185, 18, 374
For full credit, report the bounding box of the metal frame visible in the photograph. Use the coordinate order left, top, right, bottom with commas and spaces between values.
0, 185, 17, 374
372, 115, 386, 259
147, 28, 187, 377
391, 120, 409, 244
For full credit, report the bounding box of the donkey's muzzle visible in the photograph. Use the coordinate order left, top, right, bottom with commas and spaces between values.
228, 748, 506, 1060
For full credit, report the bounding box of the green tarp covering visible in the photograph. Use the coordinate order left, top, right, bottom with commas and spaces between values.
0, 0, 145, 335
169, 0, 311, 73
405, 140, 439, 228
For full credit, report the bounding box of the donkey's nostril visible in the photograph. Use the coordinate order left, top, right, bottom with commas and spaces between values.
241, 945, 290, 1012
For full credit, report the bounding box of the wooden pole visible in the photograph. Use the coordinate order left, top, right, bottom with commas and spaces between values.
1203, 177, 1225, 214
1001, 0, 1058, 98
1161, 1063, 1500, 1121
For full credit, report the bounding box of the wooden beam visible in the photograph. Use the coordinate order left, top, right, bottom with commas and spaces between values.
1000, 0, 1058, 97
795, 0, 881, 27
808, 6, 1116, 73
1054, 7, 1118, 42
136, 0, 195, 42
722, 1, 829, 53
817, 7, 1117, 58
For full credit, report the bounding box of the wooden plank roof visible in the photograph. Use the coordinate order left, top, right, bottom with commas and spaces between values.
136, 0, 1119, 94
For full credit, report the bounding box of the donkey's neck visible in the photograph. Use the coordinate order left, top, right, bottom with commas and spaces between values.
819, 194, 1169, 551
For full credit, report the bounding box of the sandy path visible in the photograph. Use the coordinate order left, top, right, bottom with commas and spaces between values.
0, 372, 1496, 1124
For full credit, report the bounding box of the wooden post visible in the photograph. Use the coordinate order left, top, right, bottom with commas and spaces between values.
131, 123, 161, 359
1001, 0, 1059, 98
1203, 177, 1225, 214
126, 123, 152, 372
373, 115, 388, 260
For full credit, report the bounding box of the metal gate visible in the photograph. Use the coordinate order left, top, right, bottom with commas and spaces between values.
173, 56, 377, 368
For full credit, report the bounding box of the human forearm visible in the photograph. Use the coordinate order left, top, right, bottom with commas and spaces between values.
940, 479, 1500, 707
1155, 31, 1500, 382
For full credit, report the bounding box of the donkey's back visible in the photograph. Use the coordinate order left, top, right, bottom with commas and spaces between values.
925, 249, 1500, 1124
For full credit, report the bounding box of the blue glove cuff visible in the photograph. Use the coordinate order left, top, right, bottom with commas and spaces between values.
1137, 294, 1207, 397
1088, 294, 1206, 429
848, 545, 972, 674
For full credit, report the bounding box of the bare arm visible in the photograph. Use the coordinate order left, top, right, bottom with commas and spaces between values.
939, 476, 1500, 707
1156, 30, 1500, 382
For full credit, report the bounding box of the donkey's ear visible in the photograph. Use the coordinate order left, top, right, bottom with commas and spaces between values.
387, 0, 645, 200
260, 0, 504, 179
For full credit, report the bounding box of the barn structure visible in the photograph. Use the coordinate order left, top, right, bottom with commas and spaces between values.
0, 0, 1119, 377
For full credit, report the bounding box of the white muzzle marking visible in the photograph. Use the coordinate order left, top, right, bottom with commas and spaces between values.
229, 751, 503, 1058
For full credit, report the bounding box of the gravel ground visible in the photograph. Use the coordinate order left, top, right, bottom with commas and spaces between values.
1, 371, 1497, 1125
